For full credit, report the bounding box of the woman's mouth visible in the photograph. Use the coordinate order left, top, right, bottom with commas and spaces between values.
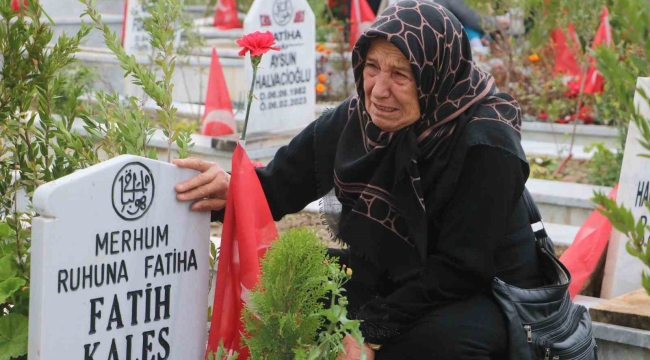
373, 102, 398, 113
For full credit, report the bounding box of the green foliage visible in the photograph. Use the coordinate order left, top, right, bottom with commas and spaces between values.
81, 0, 194, 162
207, 340, 239, 360
528, 156, 561, 181
236, 0, 254, 13
0, 1, 97, 358
242, 228, 363, 360
307, 0, 334, 43
526, 0, 606, 55
593, 0, 650, 139
593, 191, 650, 295
584, 142, 623, 186
82, 91, 157, 159
0, 313, 29, 360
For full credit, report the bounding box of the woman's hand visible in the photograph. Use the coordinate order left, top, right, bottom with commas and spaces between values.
173, 158, 230, 211
337, 335, 375, 360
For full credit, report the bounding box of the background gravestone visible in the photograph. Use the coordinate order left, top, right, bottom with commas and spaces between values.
41, 0, 124, 49
29, 155, 210, 360
123, 0, 152, 56
242, 0, 316, 135
601, 77, 650, 299
122, 0, 183, 99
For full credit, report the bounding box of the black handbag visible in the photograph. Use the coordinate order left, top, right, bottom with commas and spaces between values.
492, 189, 598, 360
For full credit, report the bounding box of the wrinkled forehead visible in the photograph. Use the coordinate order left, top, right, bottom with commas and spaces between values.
365, 38, 412, 71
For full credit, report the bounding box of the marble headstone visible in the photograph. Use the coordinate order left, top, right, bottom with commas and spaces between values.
122, 0, 182, 98
243, 0, 316, 134
123, 0, 152, 56
28, 155, 210, 360
601, 77, 650, 298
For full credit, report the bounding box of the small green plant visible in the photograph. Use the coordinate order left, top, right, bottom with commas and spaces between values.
242, 228, 363, 360
584, 142, 623, 186
0, 1, 95, 358
81, 0, 194, 162
593, 193, 650, 295
207, 340, 239, 360
528, 156, 561, 181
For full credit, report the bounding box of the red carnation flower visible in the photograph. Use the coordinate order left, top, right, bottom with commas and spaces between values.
11, 0, 28, 13
236, 31, 280, 57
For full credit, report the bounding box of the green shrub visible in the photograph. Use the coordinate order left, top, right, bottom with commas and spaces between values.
585, 142, 623, 187
242, 228, 363, 360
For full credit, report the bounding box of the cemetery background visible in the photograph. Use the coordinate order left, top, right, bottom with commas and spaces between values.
2, 0, 650, 358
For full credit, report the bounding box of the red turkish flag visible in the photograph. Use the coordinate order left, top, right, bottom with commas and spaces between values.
552, 7, 612, 95
213, 0, 242, 30
121, 0, 127, 45
551, 24, 581, 77
583, 6, 612, 94
260, 14, 272, 27
294, 10, 305, 23
560, 185, 618, 299
202, 49, 236, 136
205, 143, 278, 359
350, 0, 376, 50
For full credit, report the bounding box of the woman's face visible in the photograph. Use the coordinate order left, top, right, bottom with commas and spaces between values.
363, 38, 421, 132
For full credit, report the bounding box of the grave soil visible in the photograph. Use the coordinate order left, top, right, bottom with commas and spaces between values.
528, 156, 594, 185
210, 211, 335, 245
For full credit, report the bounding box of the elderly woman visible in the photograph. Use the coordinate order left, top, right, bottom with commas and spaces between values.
175, 1, 543, 359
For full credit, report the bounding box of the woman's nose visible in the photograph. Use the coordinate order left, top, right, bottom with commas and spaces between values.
372, 73, 391, 99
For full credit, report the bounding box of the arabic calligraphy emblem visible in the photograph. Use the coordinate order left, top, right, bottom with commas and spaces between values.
272, 0, 293, 26
112, 162, 155, 221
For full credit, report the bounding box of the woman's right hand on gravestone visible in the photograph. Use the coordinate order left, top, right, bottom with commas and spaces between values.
173, 157, 230, 211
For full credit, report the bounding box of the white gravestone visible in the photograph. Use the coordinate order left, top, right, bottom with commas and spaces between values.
122, 0, 182, 98
40, 0, 87, 18
601, 77, 650, 298
243, 0, 316, 134
123, 0, 152, 56
29, 155, 209, 360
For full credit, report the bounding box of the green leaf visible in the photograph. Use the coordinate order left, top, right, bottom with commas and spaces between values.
643, 271, 650, 296
0, 313, 28, 360
0, 277, 26, 303
0, 223, 13, 238
0, 256, 17, 282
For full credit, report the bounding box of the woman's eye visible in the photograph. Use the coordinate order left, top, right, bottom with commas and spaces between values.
366, 63, 377, 69
395, 72, 408, 80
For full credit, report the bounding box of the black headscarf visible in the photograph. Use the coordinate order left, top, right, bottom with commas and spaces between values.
330, 0, 527, 281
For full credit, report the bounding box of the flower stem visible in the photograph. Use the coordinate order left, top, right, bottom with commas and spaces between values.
241, 65, 258, 142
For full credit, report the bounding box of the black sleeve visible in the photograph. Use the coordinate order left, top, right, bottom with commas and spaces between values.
211, 102, 349, 223
355, 145, 526, 344
210, 120, 319, 222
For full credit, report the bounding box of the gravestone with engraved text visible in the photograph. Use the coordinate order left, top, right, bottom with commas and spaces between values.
242, 0, 316, 134
28, 155, 209, 360
601, 77, 650, 298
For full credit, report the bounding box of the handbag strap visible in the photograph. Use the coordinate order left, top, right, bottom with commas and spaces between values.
522, 188, 556, 255
522, 188, 542, 224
